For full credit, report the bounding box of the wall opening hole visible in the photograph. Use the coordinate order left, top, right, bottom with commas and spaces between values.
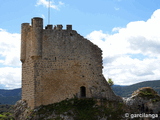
70, 33, 73, 36
80, 86, 86, 98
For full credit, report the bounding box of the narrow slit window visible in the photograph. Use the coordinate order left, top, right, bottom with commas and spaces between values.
80, 86, 86, 98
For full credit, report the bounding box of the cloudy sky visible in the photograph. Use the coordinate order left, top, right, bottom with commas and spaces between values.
0, 0, 160, 89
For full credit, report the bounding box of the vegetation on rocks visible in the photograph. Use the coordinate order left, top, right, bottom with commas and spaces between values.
0, 112, 15, 120
17, 97, 126, 120
0, 105, 14, 120
0, 105, 13, 114
132, 87, 160, 100
107, 78, 114, 87
124, 87, 160, 116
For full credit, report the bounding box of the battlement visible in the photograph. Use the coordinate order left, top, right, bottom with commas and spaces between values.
22, 17, 72, 31
21, 17, 73, 62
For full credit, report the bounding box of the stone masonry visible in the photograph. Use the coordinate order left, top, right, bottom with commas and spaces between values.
21, 17, 121, 109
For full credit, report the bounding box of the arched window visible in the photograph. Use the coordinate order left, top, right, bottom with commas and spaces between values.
80, 86, 86, 98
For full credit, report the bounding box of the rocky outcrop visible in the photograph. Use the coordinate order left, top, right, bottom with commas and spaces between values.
14, 100, 30, 120
123, 87, 160, 114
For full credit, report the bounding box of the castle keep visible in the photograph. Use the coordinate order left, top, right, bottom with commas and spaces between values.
21, 17, 120, 109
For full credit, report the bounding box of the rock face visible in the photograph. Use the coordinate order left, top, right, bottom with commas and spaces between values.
124, 87, 160, 114
14, 99, 76, 120
21, 17, 121, 109
14, 100, 28, 120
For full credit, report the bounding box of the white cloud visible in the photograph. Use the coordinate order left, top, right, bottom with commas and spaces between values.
114, 7, 120, 11
0, 67, 21, 89
36, 0, 64, 10
86, 9, 160, 85
59, 1, 64, 5
0, 29, 21, 66
41, 14, 45, 19
112, 27, 121, 32
0, 29, 21, 89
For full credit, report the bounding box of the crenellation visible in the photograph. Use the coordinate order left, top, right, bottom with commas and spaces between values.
45, 24, 53, 29
56, 24, 63, 30
66, 25, 72, 30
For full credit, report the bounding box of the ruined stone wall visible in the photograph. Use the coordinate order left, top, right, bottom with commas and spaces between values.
21, 17, 120, 109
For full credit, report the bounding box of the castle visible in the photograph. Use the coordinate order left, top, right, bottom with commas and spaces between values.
21, 17, 121, 109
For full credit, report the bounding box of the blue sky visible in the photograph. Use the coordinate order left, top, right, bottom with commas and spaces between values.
1, 0, 159, 35
0, 0, 160, 89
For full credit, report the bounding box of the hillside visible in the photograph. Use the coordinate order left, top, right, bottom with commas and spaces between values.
0, 88, 21, 105
112, 80, 160, 97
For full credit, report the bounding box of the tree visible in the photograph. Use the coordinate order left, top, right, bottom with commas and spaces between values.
108, 78, 114, 86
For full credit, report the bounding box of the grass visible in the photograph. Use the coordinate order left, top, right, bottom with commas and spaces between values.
0, 114, 6, 118
0, 112, 15, 120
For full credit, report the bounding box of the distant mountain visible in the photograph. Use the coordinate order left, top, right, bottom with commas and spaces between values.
112, 80, 160, 97
112, 85, 127, 87
0, 88, 21, 105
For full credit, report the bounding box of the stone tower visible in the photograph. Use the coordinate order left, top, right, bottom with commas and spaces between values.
21, 17, 121, 109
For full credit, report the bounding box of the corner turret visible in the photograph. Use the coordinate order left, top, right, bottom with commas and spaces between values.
21, 23, 30, 62
31, 17, 43, 59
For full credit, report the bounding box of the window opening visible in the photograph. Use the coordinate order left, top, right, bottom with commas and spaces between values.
80, 86, 86, 98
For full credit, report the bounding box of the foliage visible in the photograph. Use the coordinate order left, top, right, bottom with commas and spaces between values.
107, 78, 114, 86
152, 98, 160, 103
133, 87, 157, 96
0, 105, 13, 114
0, 112, 15, 120
132, 87, 160, 101
0, 105, 14, 120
